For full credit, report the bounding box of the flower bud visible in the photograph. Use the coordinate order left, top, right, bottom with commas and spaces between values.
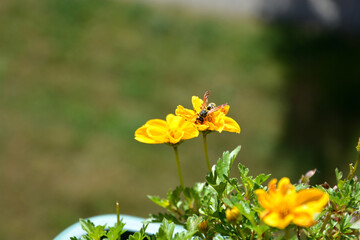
356, 138, 360, 152
226, 206, 241, 223
198, 220, 208, 233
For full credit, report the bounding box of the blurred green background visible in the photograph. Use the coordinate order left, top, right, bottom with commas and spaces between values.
1, 0, 360, 239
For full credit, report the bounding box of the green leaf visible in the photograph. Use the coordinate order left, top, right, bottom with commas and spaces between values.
148, 195, 170, 209
205, 169, 218, 185
149, 213, 180, 225
156, 219, 175, 240
128, 223, 149, 240
254, 174, 271, 186
335, 168, 343, 182
106, 221, 126, 240
87, 225, 107, 240
350, 219, 360, 229
185, 215, 202, 232
215, 146, 241, 182
238, 163, 249, 178
79, 219, 95, 234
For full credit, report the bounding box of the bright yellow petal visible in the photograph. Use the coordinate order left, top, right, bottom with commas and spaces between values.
166, 114, 183, 129
255, 189, 275, 210
220, 105, 229, 115
208, 117, 225, 133
268, 178, 278, 193
135, 125, 161, 144
278, 177, 296, 196
262, 211, 294, 229
295, 189, 329, 210
221, 116, 240, 133
197, 123, 210, 131
181, 122, 199, 140
169, 131, 184, 144
175, 105, 196, 122
145, 119, 168, 129
192, 96, 203, 113
292, 211, 315, 227
146, 126, 168, 143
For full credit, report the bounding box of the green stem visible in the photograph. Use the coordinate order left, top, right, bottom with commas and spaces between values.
320, 210, 331, 234
284, 227, 290, 240
173, 146, 185, 189
202, 132, 211, 172
235, 225, 246, 240
353, 153, 360, 174
347, 152, 360, 180
250, 230, 255, 240
116, 202, 120, 226
116, 202, 120, 240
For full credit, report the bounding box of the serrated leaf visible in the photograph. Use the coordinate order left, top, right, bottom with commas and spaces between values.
335, 168, 343, 182
215, 146, 241, 182
238, 163, 249, 178
79, 219, 95, 234
254, 174, 271, 185
106, 221, 126, 240
156, 219, 175, 240
128, 223, 149, 240
88, 225, 107, 240
149, 213, 180, 225
148, 195, 170, 209
186, 215, 203, 232
206, 170, 218, 185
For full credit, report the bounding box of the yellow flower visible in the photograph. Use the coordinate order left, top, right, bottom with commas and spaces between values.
226, 206, 241, 223
255, 177, 329, 229
175, 93, 240, 133
135, 114, 199, 145
198, 220, 209, 233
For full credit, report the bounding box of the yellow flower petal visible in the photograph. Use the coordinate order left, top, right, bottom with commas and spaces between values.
169, 130, 184, 144
182, 122, 200, 140
268, 178, 278, 193
208, 117, 225, 133
220, 105, 229, 115
255, 189, 275, 210
175, 105, 196, 121
145, 119, 168, 129
135, 125, 163, 144
191, 96, 203, 113
146, 126, 168, 142
291, 211, 315, 227
278, 177, 295, 196
296, 188, 329, 209
222, 116, 240, 133
263, 211, 294, 229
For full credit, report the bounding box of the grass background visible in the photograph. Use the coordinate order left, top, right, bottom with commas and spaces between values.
0, 0, 359, 239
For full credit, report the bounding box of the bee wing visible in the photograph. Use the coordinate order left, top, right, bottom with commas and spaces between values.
207, 103, 228, 114
201, 90, 210, 110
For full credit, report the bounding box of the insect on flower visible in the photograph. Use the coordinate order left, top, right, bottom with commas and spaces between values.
196, 90, 228, 124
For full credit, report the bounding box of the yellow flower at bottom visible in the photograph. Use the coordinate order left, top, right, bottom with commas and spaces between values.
255, 177, 329, 229
135, 114, 199, 145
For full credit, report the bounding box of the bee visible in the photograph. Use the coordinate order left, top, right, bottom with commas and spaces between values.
196, 91, 228, 124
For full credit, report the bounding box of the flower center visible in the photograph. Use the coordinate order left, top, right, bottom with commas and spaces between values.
278, 203, 291, 219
